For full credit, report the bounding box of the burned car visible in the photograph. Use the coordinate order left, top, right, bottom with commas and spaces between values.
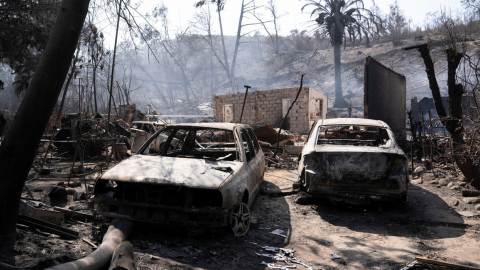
91, 123, 265, 235
297, 118, 408, 203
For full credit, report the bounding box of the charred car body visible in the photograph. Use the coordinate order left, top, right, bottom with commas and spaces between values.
91, 123, 265, 235
297, 118, 408, 203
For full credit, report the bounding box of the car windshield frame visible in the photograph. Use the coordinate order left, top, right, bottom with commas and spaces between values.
137, 125, 243, 162
316, 124, 391, 147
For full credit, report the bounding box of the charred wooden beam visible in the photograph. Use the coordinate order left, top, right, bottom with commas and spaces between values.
16, 215, 78, 239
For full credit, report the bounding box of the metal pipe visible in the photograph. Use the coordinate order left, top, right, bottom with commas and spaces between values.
239, 85, 251, 123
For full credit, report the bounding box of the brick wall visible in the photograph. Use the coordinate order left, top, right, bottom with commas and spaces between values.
213, 87, 326, 133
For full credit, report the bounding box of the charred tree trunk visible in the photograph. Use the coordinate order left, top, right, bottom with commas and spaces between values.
0, 0, 90, 251
407, 44, 480, 189
57, 46, 81, 126
333, 43, 348, 108
217, 7, 235, 93
230, 0, 244, 80
445, 48, 480, 188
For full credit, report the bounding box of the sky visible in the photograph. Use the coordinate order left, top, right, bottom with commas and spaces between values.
165, 0, 464, 36
100, 0, 465, 50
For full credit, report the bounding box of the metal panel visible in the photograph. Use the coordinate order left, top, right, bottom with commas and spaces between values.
364, 56, 406, 141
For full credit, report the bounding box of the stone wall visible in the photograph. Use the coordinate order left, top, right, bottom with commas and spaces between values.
214, 87, 327, 133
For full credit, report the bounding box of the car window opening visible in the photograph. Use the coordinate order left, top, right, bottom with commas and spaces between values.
142, 128, 239, 162
240, 129, 256, 162
317, 125, 390, 146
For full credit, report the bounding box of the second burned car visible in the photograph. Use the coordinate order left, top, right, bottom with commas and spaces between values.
297, 118, 409, 204
90, 123, 264, 235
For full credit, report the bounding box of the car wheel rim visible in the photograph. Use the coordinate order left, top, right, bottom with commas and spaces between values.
230, 202, 250, 236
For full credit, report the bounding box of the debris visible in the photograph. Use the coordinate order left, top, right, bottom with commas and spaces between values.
254, 125, 286, 145
48, 186, 68, 207
19, 199, 64, 225
411, 179, 423, 185
258, 141, 273, 148
69, 180, 82, 187
83, 238, 98, 249
257, 245, 312, 270
421, 173, 435, 182
261, 262, 296, 269
46, 219, 133, 270
331, 254, 342, 260
284, 145, 303, 155
438, 178, 449, 186
150, 255, 161, 261
399, 260, 419, 270
73, 191, 87, 201
463, 197, 480, 204
53, 206, 93, 220
414, 166, 425, 174
39, 168, 51, 175
0, 261, 26, 270
457, 211, 480, 217
256, 252, 275, 258
462, 190, 480, 197
291, 259, 314, 270
17, 214, 78, 239
415, 256, 480, 270
294, 191, 314, 205
263, 246, 280, 252
270, 229, 287, 238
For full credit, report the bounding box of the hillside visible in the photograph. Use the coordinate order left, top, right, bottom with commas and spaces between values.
234, 37, 458, 111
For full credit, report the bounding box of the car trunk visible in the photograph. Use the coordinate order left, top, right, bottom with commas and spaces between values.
305, 145, 402, 186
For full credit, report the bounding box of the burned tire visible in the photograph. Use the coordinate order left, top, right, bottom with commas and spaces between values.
229, 203, 250, 236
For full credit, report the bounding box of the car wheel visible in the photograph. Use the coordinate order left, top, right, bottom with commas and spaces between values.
229, 203, 250, 236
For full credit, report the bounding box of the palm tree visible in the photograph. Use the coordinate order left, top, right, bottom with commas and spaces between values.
302, 0, 381, 108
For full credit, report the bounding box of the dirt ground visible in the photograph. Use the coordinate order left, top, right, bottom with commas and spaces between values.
8, 159, 480, 270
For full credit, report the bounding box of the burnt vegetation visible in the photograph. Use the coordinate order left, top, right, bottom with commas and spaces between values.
1, 0, 480, 269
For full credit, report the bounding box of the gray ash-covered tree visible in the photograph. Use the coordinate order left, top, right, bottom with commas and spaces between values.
302, 0, 381, 108
0, 0, 90, 254
0, 0, 60, 95
386, 0, 408, 46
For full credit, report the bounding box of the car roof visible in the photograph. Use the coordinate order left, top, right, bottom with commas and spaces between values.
131, 121, 155, 124
320, 118, 387, 127
166, 122, 250, 130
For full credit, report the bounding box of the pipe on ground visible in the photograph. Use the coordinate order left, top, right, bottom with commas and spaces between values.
46, 218, 133, 270
109, 241, 136, 270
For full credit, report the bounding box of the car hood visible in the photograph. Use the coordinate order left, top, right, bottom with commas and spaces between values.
100, 155, 241, 189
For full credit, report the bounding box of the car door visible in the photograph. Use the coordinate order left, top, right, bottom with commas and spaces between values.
246, 128, 264, 184
239, 128, 260, 205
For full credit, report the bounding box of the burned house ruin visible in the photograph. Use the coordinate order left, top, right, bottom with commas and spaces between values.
213, 87, 327, 133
